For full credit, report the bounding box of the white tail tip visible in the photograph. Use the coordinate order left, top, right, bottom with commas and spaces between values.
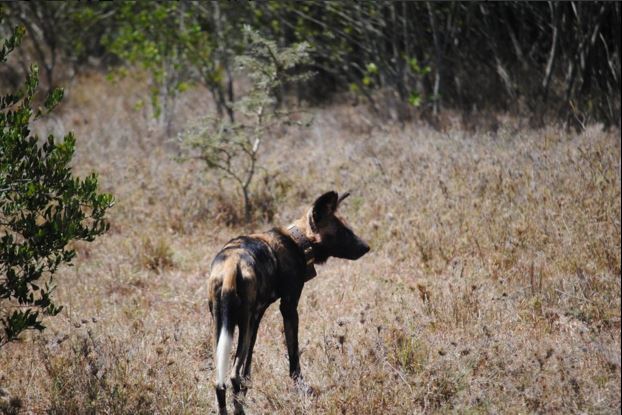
216, 327, 233, 387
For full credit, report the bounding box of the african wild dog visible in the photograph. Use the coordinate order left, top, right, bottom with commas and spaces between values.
207, 191, 370, 414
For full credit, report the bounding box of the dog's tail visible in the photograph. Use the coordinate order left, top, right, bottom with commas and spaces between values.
214, 260, 239, 388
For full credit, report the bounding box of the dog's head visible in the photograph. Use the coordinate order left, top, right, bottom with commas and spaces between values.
303, 191, 370, 264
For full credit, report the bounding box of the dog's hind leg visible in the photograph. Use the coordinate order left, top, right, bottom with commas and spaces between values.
231, 305, 251, 415
243, 306, 267, 382
230, 264, 257, 415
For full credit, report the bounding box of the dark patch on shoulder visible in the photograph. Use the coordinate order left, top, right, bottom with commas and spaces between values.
237, 236, 274, 266
270, 228, 305, 265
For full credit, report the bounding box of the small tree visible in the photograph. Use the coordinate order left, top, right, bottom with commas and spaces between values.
184, 26, 312, 223
0, 26, 113, 347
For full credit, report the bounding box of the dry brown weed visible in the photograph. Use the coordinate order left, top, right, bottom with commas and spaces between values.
0, 73, 619, 414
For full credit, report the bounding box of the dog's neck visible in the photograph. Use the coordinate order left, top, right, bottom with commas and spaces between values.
286, 224, 317, 281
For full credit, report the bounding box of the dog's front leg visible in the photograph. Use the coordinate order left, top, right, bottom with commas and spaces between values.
280, 300, 315, 395
279, 300, 302, 380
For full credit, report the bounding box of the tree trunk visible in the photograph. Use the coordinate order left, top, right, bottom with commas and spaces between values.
542, 2, 559, 104
427, 2, 442, 115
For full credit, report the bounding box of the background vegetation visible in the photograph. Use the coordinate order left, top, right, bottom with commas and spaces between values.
0, 2, 620, 414
2, 2, 620, 128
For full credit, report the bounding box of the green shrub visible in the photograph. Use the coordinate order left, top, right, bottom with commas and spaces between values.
0, 26, 113, 347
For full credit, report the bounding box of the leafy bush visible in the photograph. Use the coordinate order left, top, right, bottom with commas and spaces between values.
0, 26, 113, 347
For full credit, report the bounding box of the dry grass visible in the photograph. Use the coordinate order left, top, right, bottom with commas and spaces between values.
0, 72, 620, 414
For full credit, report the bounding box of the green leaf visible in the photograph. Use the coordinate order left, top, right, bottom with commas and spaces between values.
408, 91, 422, 107
366, 62, 378, 75
38, 87, 65, 117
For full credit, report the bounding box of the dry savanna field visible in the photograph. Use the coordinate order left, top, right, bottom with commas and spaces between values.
0, 72, 620, 414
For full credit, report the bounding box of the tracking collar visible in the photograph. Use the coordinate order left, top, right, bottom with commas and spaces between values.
287, 224, 317, 281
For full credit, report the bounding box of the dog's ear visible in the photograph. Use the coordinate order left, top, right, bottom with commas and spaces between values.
337, 191, 350, 206
309, 191, 338, 231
